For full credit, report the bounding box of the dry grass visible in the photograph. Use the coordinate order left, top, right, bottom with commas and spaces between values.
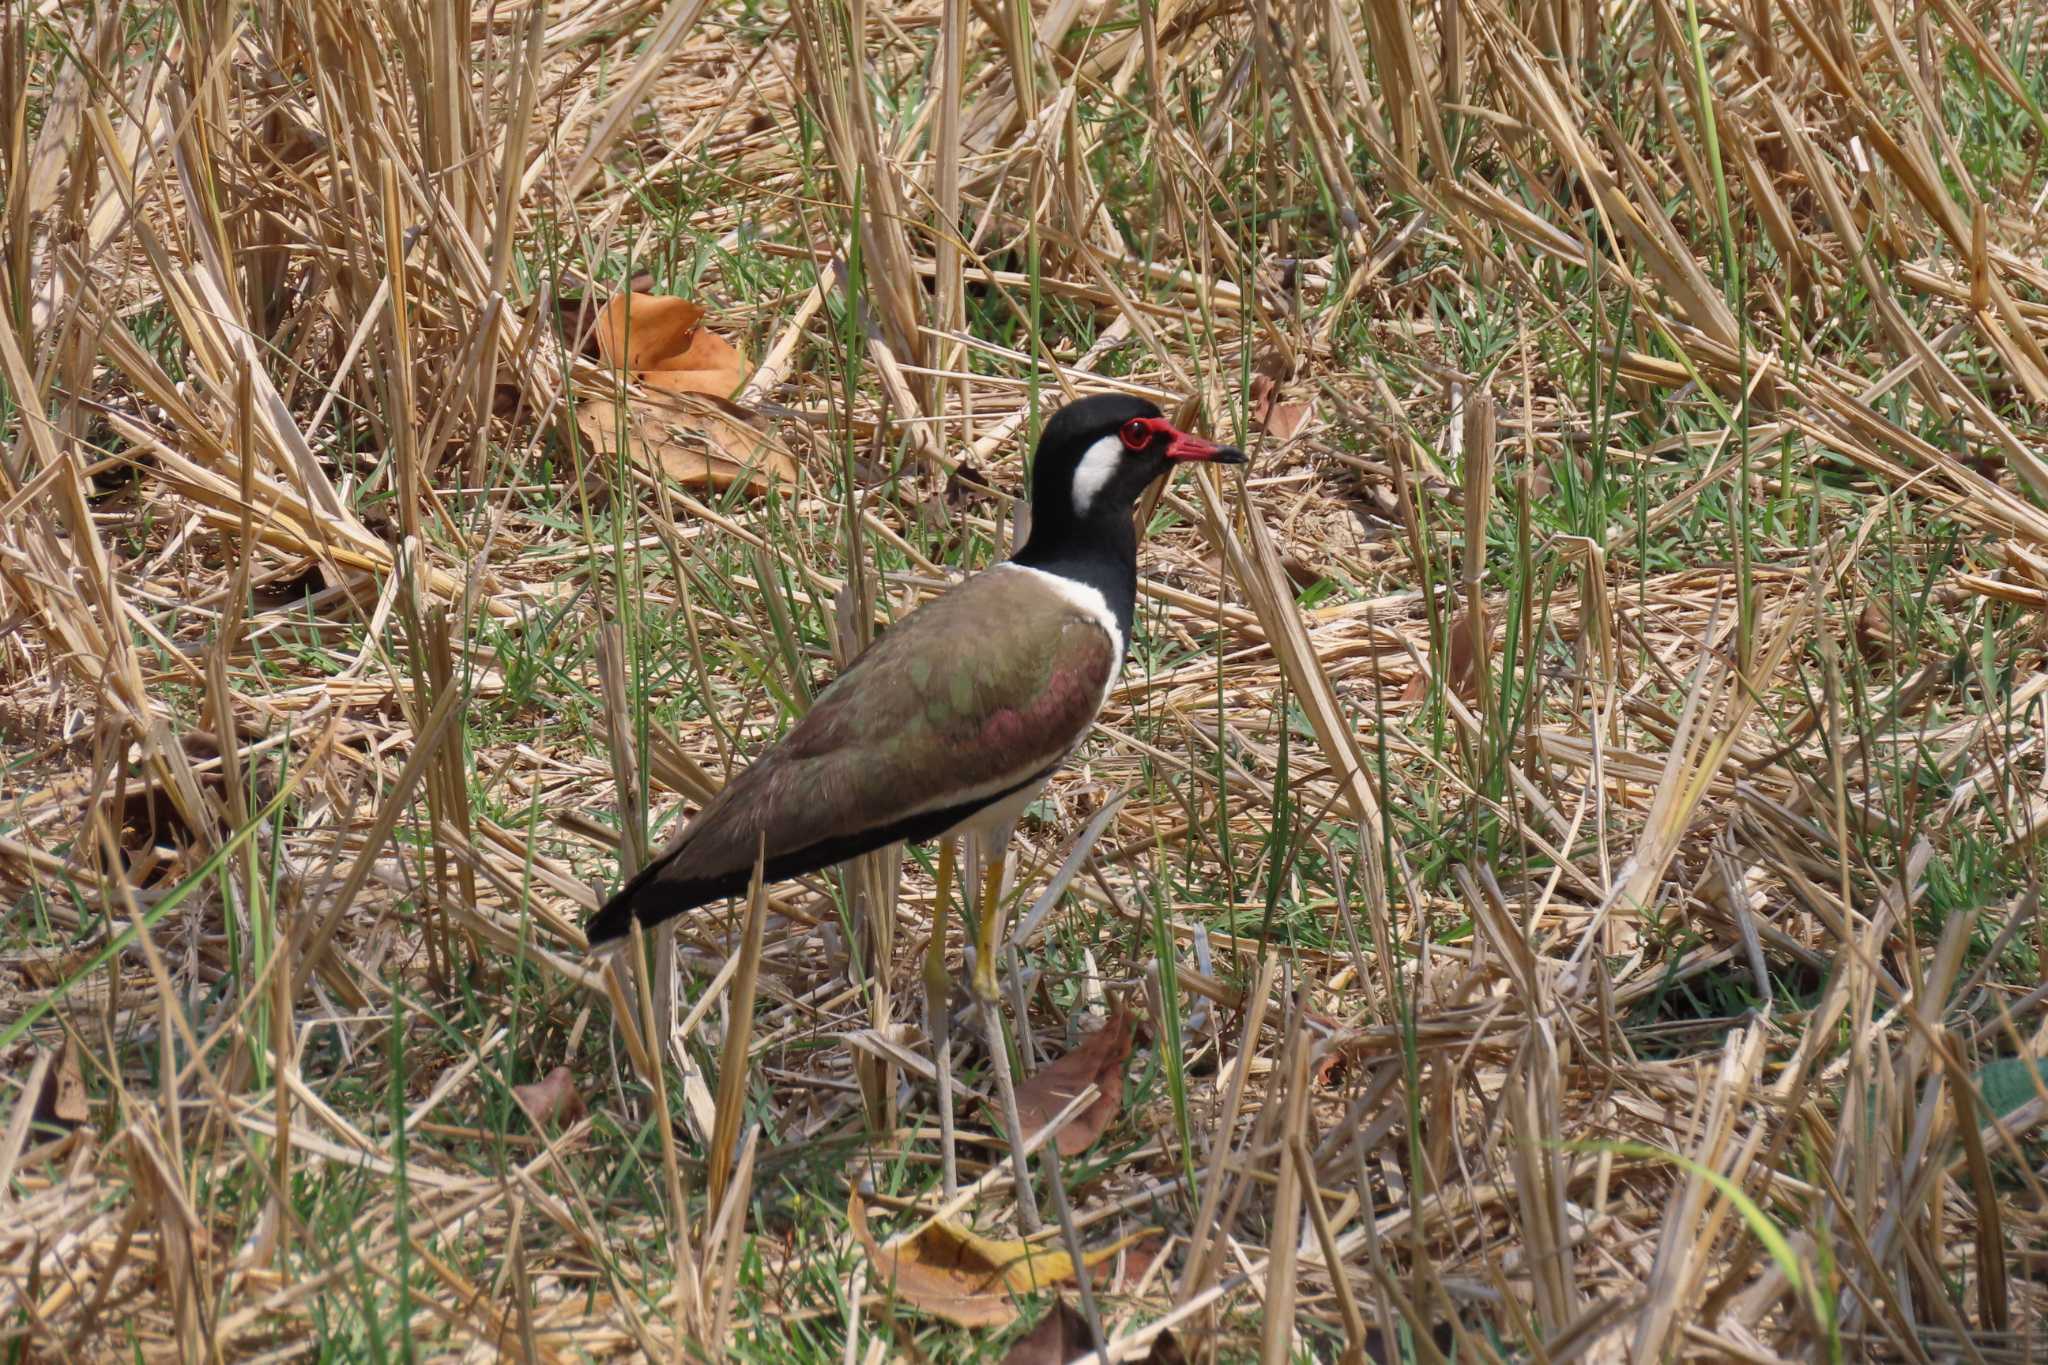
3, 0, 2047, 1358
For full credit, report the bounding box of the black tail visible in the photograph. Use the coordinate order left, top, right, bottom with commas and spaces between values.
583, 885, 646, 947
582, 785, 1033, 947
584, 853, 756, 946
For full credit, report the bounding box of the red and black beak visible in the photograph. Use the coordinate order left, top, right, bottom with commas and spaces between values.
1125, 415, 1246, 465
1162, 425, 1247, 465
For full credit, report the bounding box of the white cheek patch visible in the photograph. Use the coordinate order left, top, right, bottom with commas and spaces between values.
1070, 434, 1125, 517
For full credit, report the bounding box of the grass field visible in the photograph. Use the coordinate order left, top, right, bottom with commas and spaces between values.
3, 0, 2047, 1358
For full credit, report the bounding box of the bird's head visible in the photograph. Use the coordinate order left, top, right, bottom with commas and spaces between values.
1028, 393, 1244, 528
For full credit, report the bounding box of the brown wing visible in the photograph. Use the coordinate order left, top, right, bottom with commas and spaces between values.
588, 567, 1114, 940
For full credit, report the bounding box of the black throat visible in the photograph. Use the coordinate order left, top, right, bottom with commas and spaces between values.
1009, 499, 1140, 644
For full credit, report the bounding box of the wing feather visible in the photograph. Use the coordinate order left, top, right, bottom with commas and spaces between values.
588, 568, 1115, 940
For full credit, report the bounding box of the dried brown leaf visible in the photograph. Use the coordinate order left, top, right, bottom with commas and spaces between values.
1002, 1302, 1195, 1364
1855, 601, 1896, 661
1084, 1232, 1169, 1292
52, 1039, 87, 1126
575, 389, 798, 496
1280, 550, 1324, 590
848, 1192, 1143, 1330
1146, 1329, 1190, 1364
1264, 400, 1314, 440
999, 1300, 1092, 1364
848, 1190, 1018, 1328
513, 1065, 583, 1127
1008, 1308, 1185, 1365
1005, 1007, 1133, 1155
1250, 372, 1315, 441
596, 291, 750, 399
1446, 604, 1485, 703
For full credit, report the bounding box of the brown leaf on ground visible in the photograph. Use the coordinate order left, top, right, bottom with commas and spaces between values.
575, 389, 797, 496
555, 272, 654, 357
54, 1041, 86, 1124
596, 291, 750, 399
1084, 1232, 1168, 1292
848, 1191, 1146, 1329
1264, 399, 1314, 441
1029, 1313, 1185, 1365
1145, 1328, 1190, 1364
45, 1038, 88, 1126
1249, 371, 1314, 441
1005, 1007, 1134, 1155
512, 1065, 583, 1127
1280, 549, 1324, 590
575, 288, 789, 495
1446, 604, 1486, 703
999, 1299, 1092, 1364
848, 1190, 1019, 1328
1855, 600, 1896, 660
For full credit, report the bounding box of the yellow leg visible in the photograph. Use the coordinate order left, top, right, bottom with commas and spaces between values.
924, 837, 956, 999
971, 852, 1006, 1003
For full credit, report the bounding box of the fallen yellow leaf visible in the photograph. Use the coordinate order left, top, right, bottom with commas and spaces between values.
943, 1217, 1151, 1293
848, 1190, 1153, 1329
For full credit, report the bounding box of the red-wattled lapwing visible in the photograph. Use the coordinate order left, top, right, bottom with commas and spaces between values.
587, 392, 1243, 1222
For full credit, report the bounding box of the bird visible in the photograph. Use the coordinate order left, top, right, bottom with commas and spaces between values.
586, 391, 1242, 953
586, 391, 1243, 1218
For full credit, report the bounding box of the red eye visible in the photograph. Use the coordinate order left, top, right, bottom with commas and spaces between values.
1120, 418, 1157, 450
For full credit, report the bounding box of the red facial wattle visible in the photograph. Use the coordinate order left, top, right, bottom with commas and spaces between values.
1120, 416, 1246, 465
